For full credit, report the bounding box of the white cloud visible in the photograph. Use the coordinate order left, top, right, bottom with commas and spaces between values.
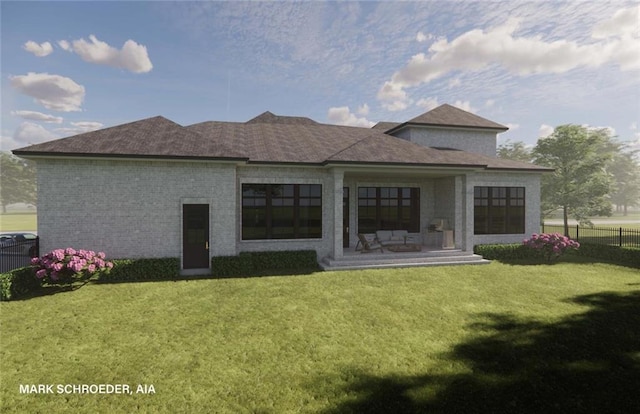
23, 41, 53, 57
592, 5, 639, 39
54, 121, 104, 136
377, 81, 412, 111
357, 103, 370, 116
452, 100, 477, 113
10, 110, 63, 124
505, 123, 520, 131
485, 99, 495, 108
57, 40, 72, 51
416, 31, 431, 42
12, 122, 58, 148
378, 9, 640, 109
327, 106, 375, 127
416, 97, 439, 111
448, 77, 461, 88
69, 35, 153, 73
10, 72, 85, 112
539, 124, 555, 138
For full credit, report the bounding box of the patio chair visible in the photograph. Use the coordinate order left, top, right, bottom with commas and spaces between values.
357, 233, 384, 253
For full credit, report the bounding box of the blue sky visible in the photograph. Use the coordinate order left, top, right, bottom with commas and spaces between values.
2, 1, 639, 152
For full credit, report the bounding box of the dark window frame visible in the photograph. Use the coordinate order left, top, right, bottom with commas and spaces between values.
474, 186, 525, 234
357, 187, 420, 233
242, 184, 322, 240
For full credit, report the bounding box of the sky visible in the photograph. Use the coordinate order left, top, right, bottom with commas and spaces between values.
1, 1, 639, 153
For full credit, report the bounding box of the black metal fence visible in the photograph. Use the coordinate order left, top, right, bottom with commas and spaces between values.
0, 236, 40, 273
541, 224, 640, 248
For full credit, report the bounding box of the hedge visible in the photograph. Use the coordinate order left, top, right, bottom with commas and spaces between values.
97, 258, 181, 282
473, 243, 538, 261
211, 250, 319, 277
474, 242, 640, 268
572, 243, 640, 268
0, 266, 41, 301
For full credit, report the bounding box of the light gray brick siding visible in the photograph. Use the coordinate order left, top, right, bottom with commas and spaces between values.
35, 159, 542, 266
393, 126, 498, 157
36, 159, 236, 261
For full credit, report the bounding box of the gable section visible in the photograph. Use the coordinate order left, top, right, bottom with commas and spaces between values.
407, 104, 508, 131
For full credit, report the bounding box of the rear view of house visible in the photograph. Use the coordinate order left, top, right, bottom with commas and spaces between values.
13, 104, 550, 272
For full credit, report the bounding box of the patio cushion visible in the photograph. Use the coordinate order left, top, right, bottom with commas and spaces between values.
376, 230, 393, 242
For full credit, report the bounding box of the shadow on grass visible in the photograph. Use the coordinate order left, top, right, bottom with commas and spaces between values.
319, 290, 640, 414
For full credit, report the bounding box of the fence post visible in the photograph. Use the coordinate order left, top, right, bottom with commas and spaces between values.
575, 225, 579, 241
619, 227, 623, 247
35, 236, 40, 257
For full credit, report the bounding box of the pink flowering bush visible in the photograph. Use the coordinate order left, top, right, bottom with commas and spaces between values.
523, 233, 580, 262
31, 248, 114, 285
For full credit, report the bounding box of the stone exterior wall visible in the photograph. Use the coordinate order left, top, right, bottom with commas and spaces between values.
36, 159, 237, 262
35, 157, 542, 266
467, 172, 541, 246
393, 126, 498, 157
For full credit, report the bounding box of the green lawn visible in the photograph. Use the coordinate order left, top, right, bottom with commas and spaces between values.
1, 261, 638, 413
0, 213, 37, 232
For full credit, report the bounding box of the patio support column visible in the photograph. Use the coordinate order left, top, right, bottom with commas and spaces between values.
461, 174, 474, 252
455, 175, 464, 250
331, 168, 344, 259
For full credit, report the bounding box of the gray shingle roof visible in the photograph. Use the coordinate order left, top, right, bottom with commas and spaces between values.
245, 111, 318, 125
401, 104, 508, 131
13, 108, 547, 171
12, 116, 245, 160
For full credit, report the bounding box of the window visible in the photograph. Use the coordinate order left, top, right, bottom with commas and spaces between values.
242, 184, 322, 240
358, 187, 420, 233
474, 186, 525, 234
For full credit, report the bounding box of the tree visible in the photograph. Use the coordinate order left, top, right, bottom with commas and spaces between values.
497, 140, 533, 163
532, 125, 616, 236
609, 148, 640, 215
0, 151, 37, 213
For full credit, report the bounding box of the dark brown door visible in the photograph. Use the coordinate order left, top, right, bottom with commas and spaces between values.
343, 187, 350, 248
183, 204, 209, 269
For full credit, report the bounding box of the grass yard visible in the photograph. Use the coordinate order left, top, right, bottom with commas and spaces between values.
1, 261, 639, 413
0, 213, 37, 232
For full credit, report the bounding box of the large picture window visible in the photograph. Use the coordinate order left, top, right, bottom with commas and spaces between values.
358, 187, 420, 233
474, 186, 525, 234
242, 184, 322, 240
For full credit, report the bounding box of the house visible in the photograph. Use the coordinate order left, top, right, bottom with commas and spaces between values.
13, 104, 551, 272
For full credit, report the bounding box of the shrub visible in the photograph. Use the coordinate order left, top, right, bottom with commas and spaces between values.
31, 248, 113, 285
211, 255, 253, 277
211, 250, 319, 277
249, 250, 319, 271
97, 258, 180, 282
523, 233, 580, 262
572, 243, 640, 268
0, 267, 41, 301
473, 244, 536, 261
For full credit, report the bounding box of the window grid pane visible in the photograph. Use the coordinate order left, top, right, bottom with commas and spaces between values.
474, 186, 525, 235
241, 184, 322, 240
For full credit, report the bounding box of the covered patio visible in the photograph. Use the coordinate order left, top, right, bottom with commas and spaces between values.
328, 165, 476, 262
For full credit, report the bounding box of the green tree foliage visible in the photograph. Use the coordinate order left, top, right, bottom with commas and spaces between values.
532, 125, 616, 235
0, 152, 37, 213
497, 140, 533, 163
609, 147, 640, 216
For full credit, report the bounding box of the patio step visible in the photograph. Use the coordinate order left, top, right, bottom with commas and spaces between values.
320, 250, 490, 271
